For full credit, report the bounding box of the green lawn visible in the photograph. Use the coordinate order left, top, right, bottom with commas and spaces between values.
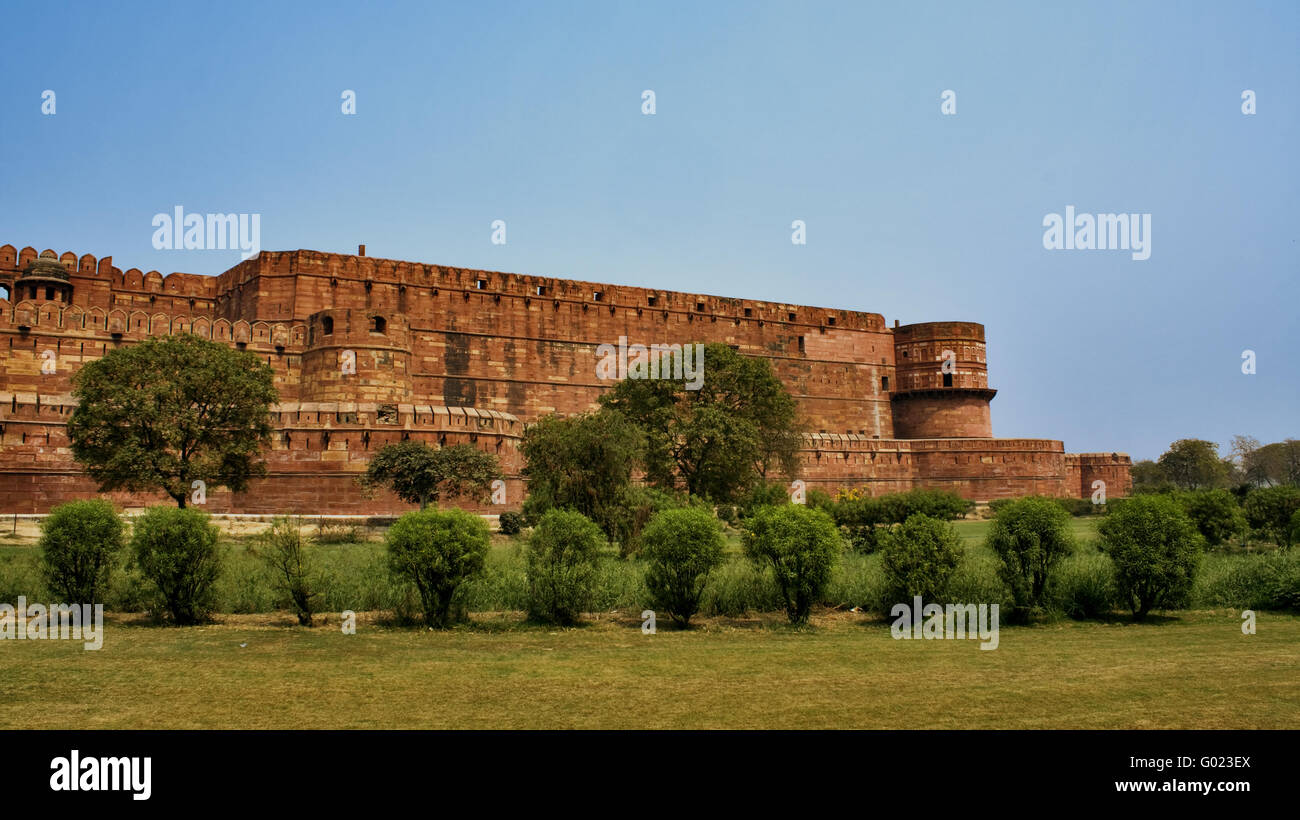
2, 608, 1295, 729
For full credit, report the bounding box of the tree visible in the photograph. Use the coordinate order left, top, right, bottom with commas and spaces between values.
1175, 489, 1246, 548
1157, 439, 1229, 490
600, 342, 803, 502
130, 505, 223, 624
985, 496, 1073, 622
641, 506, 726, 626
67, 334, 277, 507
742, 505, 841, 624
256, 517, 320, 625
386, 508, 491, 627
362, 441, 500, 510
520, 410, 645, 542
38, 500, 125, 604
1243, 486, 1300, 547
1099, 495, 1201, 620
880, 513, 963, 609
525, 509, 605, 625
1130, 459, 1171, 493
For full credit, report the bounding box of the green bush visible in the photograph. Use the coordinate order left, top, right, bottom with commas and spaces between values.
641, 507, 725, 626
130, 506, 222, 624
1243, 485, 1300, 547
38, 500, 125, 604
1176, 489, 1247, 548
879, 513, 962, 610
386, 508, 491, 627
1193, 549, 1300, 611
738, 481, 791, 519
806, 488, 835, 513
985, 496, 1074, 622
1048, 551, 1118, 619
498, 511, 525, 536
255, 517, 320, 625
1099, 494, 1202, 620
525, 509, 604, 625
608, 485, 689, 557
742, 505, 841, 624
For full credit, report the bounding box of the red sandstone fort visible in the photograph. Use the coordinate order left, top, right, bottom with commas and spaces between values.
0, 244, 1130, 514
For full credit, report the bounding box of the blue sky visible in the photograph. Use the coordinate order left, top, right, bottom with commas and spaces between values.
2, 0, 1296, 461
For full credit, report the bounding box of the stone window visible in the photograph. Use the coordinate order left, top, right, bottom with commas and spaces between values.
0, 285, 8, 301
696, 302, 705, 312
881, 375, 889, 390
788, 312, 796, 321
943, 373, 953, 387
743, 307, 752, 317
827, 316, 836, 326
476, 279, 487, 289
647, 295, 657, 306
593, 291, 604, 302
535, 285, 546, 296
322, 316, 334, 335
797, 336, 805, 353
370, 316, 386, 334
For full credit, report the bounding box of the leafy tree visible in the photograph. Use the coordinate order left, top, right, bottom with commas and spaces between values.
386, 508, 491, 627
1247, 439, 1300, 487
600, 342, 802, 502
525, 509, 605, 625
255, 517, 320, 625
1130, 459, 1172, 493
67, 334, 277, 507
130, 505, 222, 624
1244, 486, 1300, 547
362, 441, 500, 510
641, 506, 726, 626
1175, 489, 1246, 548
38, 500, 125, 603
742, 505, 841, 624
985, 496, 1074, 621
520, 410, 644, 542
880, 513, 963, 609
1099, 494, 1202, 619
1157, 439, 1229, 490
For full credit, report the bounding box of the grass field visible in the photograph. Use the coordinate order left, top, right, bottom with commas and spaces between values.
2, 608, 1295, 729
3, 516, 1297, 729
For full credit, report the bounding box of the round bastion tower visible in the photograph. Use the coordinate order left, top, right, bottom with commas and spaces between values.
890, 321, 996, 438
299, 308, 413, 405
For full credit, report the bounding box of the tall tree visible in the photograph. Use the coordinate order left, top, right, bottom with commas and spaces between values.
362, 441, 500, 510
1157, 439, 1229, 490
520, 410, 645, 539
599, 342, 803, 501
67, 334, 277, 507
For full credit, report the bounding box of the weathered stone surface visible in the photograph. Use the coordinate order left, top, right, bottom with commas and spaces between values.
0, 243, 1130, 512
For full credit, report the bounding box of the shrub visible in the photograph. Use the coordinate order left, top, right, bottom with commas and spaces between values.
641, 507, 726, 626
985, 496, 1074, 622
1176, 489, 1246, 548
1048, 551, 1118, 619
608, 485, 688, 557
386, 508, 491, 627
738, 480, 791, 519
742, 505, 841, 624
525, 509, 604, 624
498, 511, 525, 536
1244, 486, 1300, 547
256, 517, 320, 625
1099, 494, 1202, 620
38, 500, 125, 604
130, 506, 222, 624
806, 488, 835, 513
879, 514, 962, 610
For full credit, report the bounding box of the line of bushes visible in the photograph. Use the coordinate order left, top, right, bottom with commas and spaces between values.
6, 491, 1297, 629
